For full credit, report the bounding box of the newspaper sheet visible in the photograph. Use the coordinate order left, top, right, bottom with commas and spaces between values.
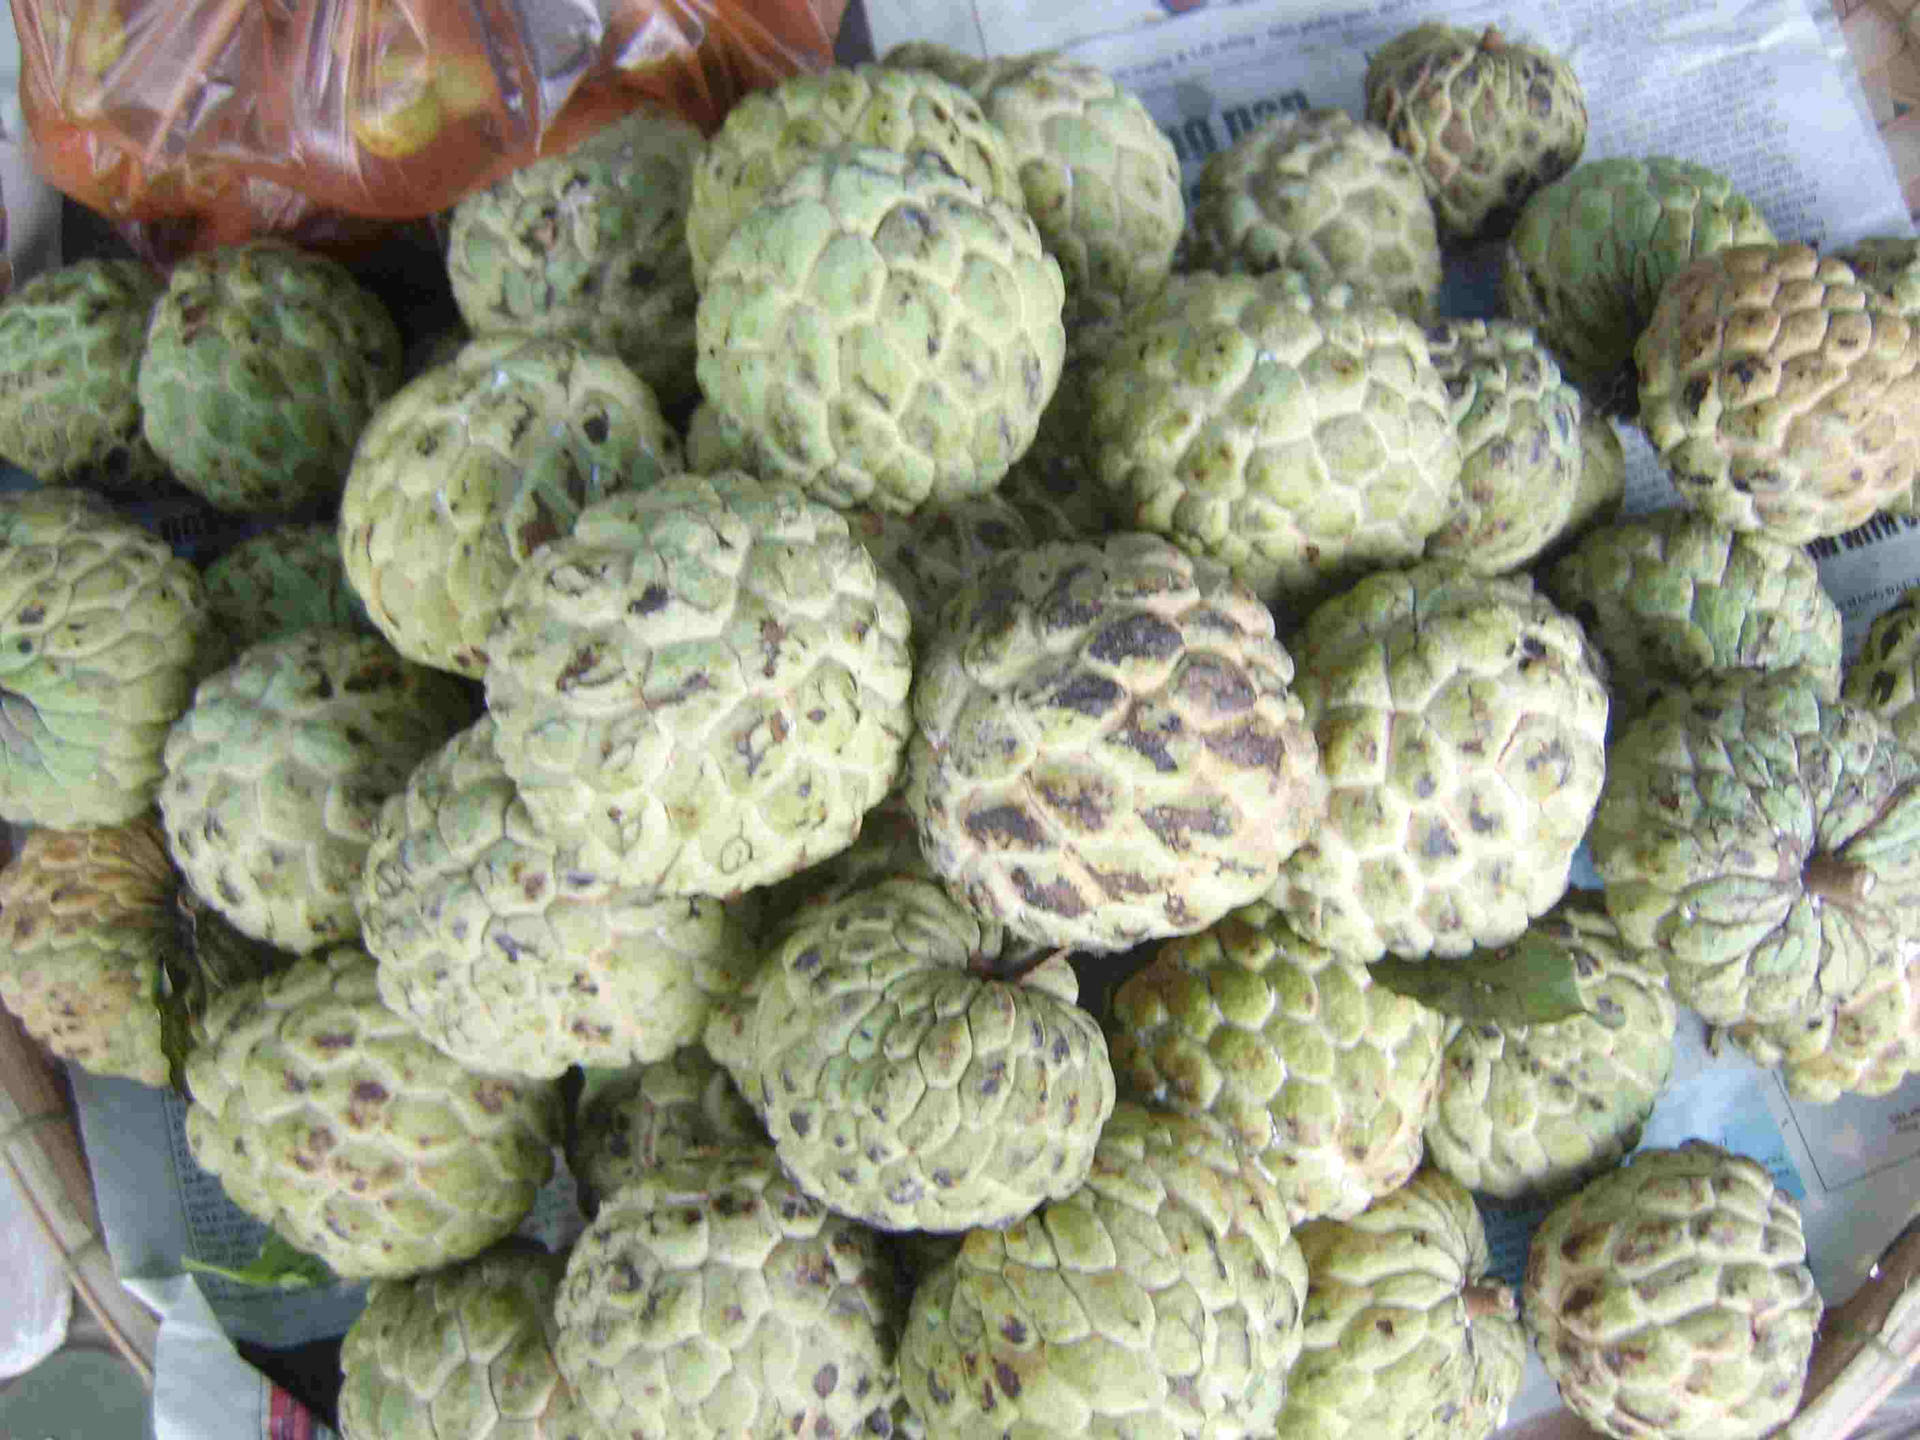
859, 0, 1920, 1430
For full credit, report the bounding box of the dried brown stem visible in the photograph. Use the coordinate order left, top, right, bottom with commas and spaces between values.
1804, 854, 1878, 907
1464, 1282, 1518, 1322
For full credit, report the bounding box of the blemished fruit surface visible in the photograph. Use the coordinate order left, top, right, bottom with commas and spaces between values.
686, 63, 1024, 285
338, 336, 682, 677
137, 241, 403, 514
337, 1243, 604, 1440
358, 717, 756, 1079
1844, 586, 1920, 748
569, 1046, 766, 1213
0, 259, 172, 494
900, 1101, 1310, 1440
1833, 235, 1920, 316
1089, 271, 1460, 610
1636, 243, 1920, 543
1421, 318, 1583, 574
554, 1149, 902, 1439
1524, 1142, 1822, 1440
202, 522, 373, 649
1186, 108, 1443, 319
482, 473, 914, 898
1563, 407, 1627, 545
1503, 156, 1775, 408
446, 103, 707, 408
1589, 667, 1920, 1028
0, 486, 215, 828
1271, 563, 1610, 961
744, 876, 1115, 1232
1108, 901, 1450, 1225
1726, 944, 1920, 1102
696, 144, 1066, 515
160, 628, 475, 954
846, 493, 1040, 641
1365, 24, 1588, 242
1424, 897, 1676, 1202
1274, 1168, 1525, 1440
184, 948, 561, 1280
907, 532, 1327, 952
1545, 509, 1843, 719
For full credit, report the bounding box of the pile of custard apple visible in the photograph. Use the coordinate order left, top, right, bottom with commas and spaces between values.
5, 20, 1915, 1440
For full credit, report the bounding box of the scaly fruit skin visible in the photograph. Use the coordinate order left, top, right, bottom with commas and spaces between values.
846, 494, 1040, 642
338, 1244, 605, 1440
483, 473, 915, 898
184, 948, 560, 1280
1503, 156, 1774, 408
0, 259, 172, 494
202, 522, 373, 650
1636, 244, 1920, 543
1275, 1168, 1525, 1440
160, 628, 475, 954
748, 877, 1115, 1232
697, 145, 1066, 515
1728, 945, 1920, 1102
339, 336, 682, 678
137, 241, 403, 514
1272, 563, 1610, 961
1422, 318, 1583, 574
1590, 668, 1920, 1028
358, 718, 756, 1079
554, 1151, 902, 1440
1545, 509, 1843, 720
908, 533, 1327, 953
1187, 109, 1443, 320
969, 53, 1185, 342
1844, 586, 1920, 749
1524, 1142, 1821, 1440
1109, 902, 1449, 1226
1090, 273, 1461, 609
0, 487, 215, 828
1834, 235, 1920, 316
1424, 898, 1676, 1202
569, 1046, 767, 1213
447, 104, 707, 409
1365, 24, 1588, 243
1565, 408, 1627, 542
0, 817, 179, 1086
686, 64, 1024, 285
900, 1102, 1310, 1440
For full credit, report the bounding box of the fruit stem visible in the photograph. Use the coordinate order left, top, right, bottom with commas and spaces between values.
1464, 1283, 1518, 1322
1479, 26, 1508, 53
1804, 854, 1876, 907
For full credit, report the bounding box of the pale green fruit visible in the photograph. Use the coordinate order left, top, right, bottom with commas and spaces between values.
1524, 1142, 1821, 1440
1833, 235, 1920, 316
1843, 586, 1920, 749
568, 1046, 767, 1213
1726, 944, 1920, 1103
0, 487, 215, 828
846, 493, 1039, 640
202, 523, 373, 649
184, 948, 561, 1280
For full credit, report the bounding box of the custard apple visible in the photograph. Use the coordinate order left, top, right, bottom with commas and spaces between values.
1421, 318, 1583, 573
1503, 156, 1775, 408
482, 473, 914, 897
184, 947, 561, 1279
1844, 586, 1920, 748
686, 63, 1024, 285
1546, 509, 1843, 719
339, 336, 681, 677
1364, 24, 1588, 242
1421, 896, 1676, 1202
1636, 243, 1920, 543
1725, 943, 1920, 1103
907, 532, 1327, 952
0, 486, 216, 828
881, 42, 994, 91
900, 1101, 1310, 1440
1186, 109, 1443, 320
696, 144, 1066, 515
446, 104, 707, 408
1108, 901, 1450, 1225
202, 522, 373, 649
744, 876, 1115, 1232
1524, 1142, 1822, 1440
994, 361, 1114, 539
1274, 1167, 1525, 1440
554, 1149, 902, 1439
846, 493, 1039, 640
137, 241, 404, 514
1566, 406, 1627, 542
1271, 562, 1610, 961
569, 1046, 766, 1213
160, 628, 475, 954
1833, 235, 1920, 316
1589, 667, 1920, 1027
0, 259, 172, 494
683, 400, 754, 475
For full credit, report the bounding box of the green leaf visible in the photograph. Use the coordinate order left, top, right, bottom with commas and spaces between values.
1371, 933, 1589, 1028
183, 1231, 335, 1291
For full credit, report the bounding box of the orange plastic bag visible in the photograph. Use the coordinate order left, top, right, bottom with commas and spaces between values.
13, 0, 837, 256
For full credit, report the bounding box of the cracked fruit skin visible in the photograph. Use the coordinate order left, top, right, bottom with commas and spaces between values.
906, 531, 1327, 953
1523, 1142, 1821, 1440
482, 471, 915, 899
